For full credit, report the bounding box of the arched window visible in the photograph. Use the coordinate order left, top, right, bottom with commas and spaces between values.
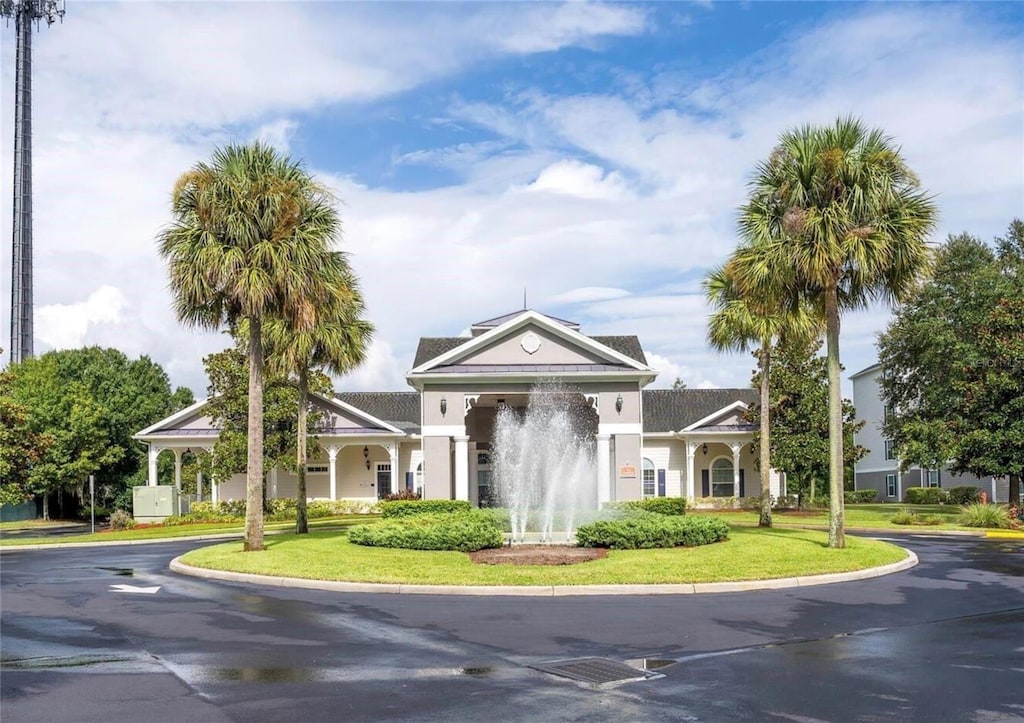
711, 458, 734, 498
415, 462, 423, 498
642, 458, 656, 497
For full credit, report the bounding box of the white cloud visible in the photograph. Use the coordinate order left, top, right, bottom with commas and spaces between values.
36, 285, 126, 350
1, 3, 1019, 408
255, 120, 299, 154
525, 159, 632, 200
547, 287, 631, 305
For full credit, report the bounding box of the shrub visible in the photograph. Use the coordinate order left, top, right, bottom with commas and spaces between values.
379, 499, 472, 519
890, 508, 943, 526
605, 497, 687, 516
946, 486, 981, 505
348, 511, 503, 551
772, 494, 799, 510
306, 499, 380, 517
384, 489, 421, 501
903, 487, 948, 505
957, 503, 1012, 529
691, 496, 742, 510
108, 509, 136, 530
575, 514, 729, 550
845, 489, 878, 504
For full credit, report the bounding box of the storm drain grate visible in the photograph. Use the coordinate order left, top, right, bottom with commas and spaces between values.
531, 657, 656, 685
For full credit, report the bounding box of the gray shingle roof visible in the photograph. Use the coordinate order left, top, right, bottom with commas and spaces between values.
335, 392, 421, 434
471, 309, 579, 329
412, 334, 647, 369
642, 388, 757, 433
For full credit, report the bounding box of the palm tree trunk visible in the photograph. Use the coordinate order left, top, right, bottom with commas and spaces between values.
758, 346, 772, 528
244, 315, 265, 552
296, 368, 309, 535
825, 285, 845, 549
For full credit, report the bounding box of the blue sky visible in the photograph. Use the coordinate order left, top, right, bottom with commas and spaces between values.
1, 1, 1022, 396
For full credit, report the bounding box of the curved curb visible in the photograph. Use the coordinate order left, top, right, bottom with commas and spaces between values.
0, 532, 246, 552
168, 547, 919, 597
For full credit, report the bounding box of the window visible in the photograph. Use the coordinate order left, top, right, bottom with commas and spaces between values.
415, 462, 423, 498
711, 458, 734, 497
884, 405, 894, 423
306, 464, 328, 474
886, 474, 896, 498
884, 440, 896, 461
642, 458, 656, 497
927, 469, 940, 488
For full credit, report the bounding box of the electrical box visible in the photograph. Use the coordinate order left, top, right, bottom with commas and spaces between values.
133, 486, 192, 523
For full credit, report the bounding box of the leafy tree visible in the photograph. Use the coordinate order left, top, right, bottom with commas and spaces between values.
258, 256, 373, 534
0, 355, 52, 507
671, 378, 687, 390
749, 338, 865, 506
879, 222, 1023, 503
203, 343, 332, 501
732, 117, 937, 547
7, 348, 191, 518
705, 262, 819, 527
158, 142, 345, 551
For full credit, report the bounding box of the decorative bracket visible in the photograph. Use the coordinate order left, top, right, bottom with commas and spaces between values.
584, 394, 599, 414
464, 395, 480, 417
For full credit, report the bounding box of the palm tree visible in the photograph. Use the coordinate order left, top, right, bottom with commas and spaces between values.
732, 117, 937, 548
158, 142, 343, 551
705, 258, 818, 528
259, 256, 373, 534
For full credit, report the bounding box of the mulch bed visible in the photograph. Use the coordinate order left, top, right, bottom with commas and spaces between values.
468, 545, 608, 566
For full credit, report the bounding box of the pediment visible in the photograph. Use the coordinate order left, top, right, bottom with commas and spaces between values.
410, 310, 651, 375
683, 400, 754, 432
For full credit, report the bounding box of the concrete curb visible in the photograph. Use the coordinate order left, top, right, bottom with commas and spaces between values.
0, 532, 246, 552
168, 547, 919, 597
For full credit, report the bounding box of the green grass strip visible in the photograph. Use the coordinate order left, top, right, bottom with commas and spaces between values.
179, 525, 907, 586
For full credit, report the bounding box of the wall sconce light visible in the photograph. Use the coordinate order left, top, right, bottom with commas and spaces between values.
615, 394, 623, 414
440, 397, 447, 417
702, 443, 708, 456
363, 445, 370, 470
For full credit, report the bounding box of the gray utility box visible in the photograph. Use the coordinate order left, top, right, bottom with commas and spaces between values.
133, 486, 192, 523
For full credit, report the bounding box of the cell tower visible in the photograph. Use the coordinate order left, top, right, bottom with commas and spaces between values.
2, 0, 64, 364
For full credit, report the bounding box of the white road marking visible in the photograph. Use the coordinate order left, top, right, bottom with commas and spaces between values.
110, 584, 161, 594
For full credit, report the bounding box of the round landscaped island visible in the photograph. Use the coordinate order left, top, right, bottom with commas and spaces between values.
175, 525, 913, 593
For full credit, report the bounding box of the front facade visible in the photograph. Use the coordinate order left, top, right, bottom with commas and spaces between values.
850, 363, 1008, 502
136, 310, 776, 507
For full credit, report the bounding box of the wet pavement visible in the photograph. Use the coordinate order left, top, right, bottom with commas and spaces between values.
1, 535, 1021, 722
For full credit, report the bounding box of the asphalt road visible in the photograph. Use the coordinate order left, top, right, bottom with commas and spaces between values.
1, 535, 1021, 722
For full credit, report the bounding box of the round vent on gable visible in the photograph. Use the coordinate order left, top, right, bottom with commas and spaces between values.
520, 331, 541, 355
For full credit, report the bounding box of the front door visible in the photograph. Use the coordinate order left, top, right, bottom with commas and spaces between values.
376, 463, 392, 500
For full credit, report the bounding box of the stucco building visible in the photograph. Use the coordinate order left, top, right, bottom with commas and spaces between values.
136, 310, 775, 506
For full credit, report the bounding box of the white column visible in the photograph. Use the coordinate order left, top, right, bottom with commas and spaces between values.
685, 441, 697, 500
148, 445, 160, 486
328, 446, 339, 501
173, 449, 182, 491
454, 436, 470, 501
211, 475, 219, 505
730, 442, 742, 496
196, 469, 203, 502
596, 433, 611, 506
896, 466, 903, 502
388, 443, 399, 495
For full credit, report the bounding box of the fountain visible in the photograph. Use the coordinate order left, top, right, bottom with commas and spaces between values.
492, 382, 598, 542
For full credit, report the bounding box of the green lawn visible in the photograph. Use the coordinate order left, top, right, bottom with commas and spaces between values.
0, 515, 375, 546
179, 525, 908, 586
691, 503, 973, 531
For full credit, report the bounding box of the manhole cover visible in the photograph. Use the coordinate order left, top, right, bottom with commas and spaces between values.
531, 657, 656, 685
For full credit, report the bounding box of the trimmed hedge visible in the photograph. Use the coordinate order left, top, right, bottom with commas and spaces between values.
348, 511, 503, 551
903, 487, 948, 504
379, 499, 473, 519
946, 486, 981, 505
845, 489, 878, 504
605, 497, 687, 516
575, 514, 729, 550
